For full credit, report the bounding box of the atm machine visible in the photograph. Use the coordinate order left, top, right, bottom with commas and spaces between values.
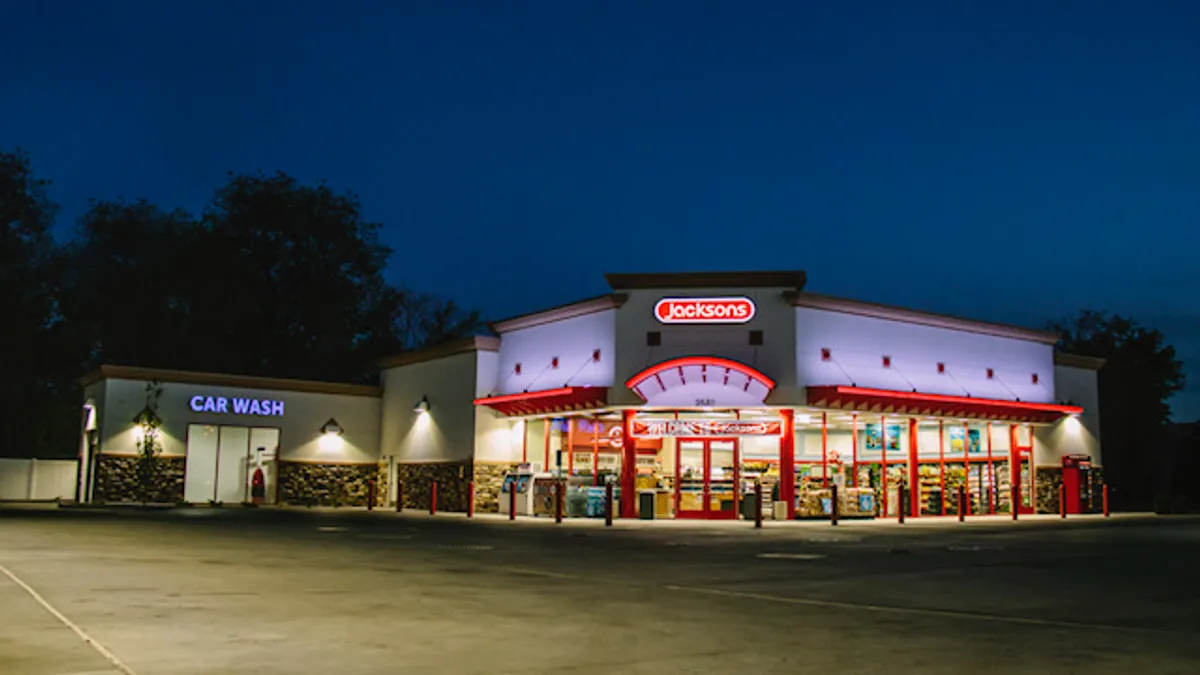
1062, 454, 1093, 514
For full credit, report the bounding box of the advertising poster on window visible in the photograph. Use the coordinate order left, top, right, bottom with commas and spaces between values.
864, 424, 902, 452
949, 426, 982, 454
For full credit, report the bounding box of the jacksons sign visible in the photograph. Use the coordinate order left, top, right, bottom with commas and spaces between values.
631, 419, 782, 437
189, 395, 285, 417
654, 297, 756, 324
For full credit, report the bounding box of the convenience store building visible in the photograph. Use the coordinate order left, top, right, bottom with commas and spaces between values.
78, 271, 1104, 520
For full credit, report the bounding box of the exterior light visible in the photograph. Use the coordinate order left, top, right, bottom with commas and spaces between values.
319, 418, 344, 451
414, 396, 430, 414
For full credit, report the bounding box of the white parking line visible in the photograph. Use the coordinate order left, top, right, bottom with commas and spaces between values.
0, 565, 138, 675
757, 552, 826, 560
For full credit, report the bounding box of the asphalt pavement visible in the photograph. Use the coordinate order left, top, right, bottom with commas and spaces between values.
2, 505, 1198, 674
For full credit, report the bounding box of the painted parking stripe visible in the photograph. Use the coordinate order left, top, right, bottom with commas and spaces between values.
1, 565, 139, 675
757, 553, 826, 560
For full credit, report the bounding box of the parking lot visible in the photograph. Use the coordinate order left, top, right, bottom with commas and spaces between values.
2, 506, 1199, 674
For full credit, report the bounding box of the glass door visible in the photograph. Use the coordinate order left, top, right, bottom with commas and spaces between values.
674, 440, 739, 519
676, 441, 706, 518
708, 440, 738, 520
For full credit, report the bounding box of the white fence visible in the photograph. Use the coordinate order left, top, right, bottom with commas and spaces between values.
0, 458, 78, 501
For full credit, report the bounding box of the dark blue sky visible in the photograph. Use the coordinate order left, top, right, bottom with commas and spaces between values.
3, 1, 1198, 418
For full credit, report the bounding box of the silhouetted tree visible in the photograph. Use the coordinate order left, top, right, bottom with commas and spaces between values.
64, 200, 199, 372
64, 170, 486, 387
0, 148, 77, 458
1050, 310, 1186, 510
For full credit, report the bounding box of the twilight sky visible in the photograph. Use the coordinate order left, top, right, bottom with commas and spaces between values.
3, 1, 1198, 419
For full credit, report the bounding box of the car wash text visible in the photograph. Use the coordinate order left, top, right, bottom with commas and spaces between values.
189, 395, 285, 417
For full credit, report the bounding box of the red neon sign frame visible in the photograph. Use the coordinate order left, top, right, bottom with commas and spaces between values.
625, 356, 776, 392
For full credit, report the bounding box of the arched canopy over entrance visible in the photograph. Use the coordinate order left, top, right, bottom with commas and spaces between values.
625, 356, 776, 407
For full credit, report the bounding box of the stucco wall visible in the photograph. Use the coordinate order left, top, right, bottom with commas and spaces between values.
492, 309, 616, 396
94, 378, 380, 463
796, 307, 1055, 403
613, 288, 799, 406
1034, 364, 1102, 467
380, 351, 480, 464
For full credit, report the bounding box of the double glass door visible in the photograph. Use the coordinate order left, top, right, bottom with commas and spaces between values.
676, 439, 738, 519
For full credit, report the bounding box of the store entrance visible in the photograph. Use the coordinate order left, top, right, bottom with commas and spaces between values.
675, 439, 738, 519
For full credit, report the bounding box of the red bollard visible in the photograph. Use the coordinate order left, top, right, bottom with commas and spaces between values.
754, 481, 763, 529
958, 486, 965, 522
396, 481, 403, 512
555, 480, 564, 524
508, 481, 516, 521
430, 481, 437, 515
605, 482, 614, 527
467, 480, 475, 518
1012, 486, 1019, 521
898, 486, 906, 524
830, 484, 839, 527
1103, 484, 1110, 517
1059, 484, 1066, 519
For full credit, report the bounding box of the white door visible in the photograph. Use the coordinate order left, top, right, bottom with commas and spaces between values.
185, 425, 219, 503
216, 427, 249, 504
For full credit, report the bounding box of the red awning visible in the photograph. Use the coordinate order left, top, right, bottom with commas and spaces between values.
474, 387, 608, 416
807, 385, 1082, 424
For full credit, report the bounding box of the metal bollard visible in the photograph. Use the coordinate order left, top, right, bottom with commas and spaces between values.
396, 482, 404, 512
605, 482, 614, 527
958, 486, 965, 522
508, 481, 516, 521
898, 486, 905, 524
1103, 484, 1110, 517
367, 479, 376, 512
430, 481, 437, 515
1012, 486, 1019, 521
754, 481, 763, 529
1059, 484, 1066, 519
830, 484, 839, 526
467, 480, 475, 518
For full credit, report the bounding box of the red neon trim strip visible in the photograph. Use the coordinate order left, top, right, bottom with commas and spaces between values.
625, 356, 776, 390
828, 386, 1082, 415
473, 387, 576, 406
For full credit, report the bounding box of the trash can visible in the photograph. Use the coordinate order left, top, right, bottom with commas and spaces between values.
638, 490, 656, 520
740, 492, 758, 520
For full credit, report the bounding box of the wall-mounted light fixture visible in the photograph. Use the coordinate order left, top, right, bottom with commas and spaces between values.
413, 395, 430, 414
319, 418, 344, 451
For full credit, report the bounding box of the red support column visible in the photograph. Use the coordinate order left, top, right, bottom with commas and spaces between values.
619, 409, 636, 518
821, 412, 829, 487
779, 409, 796, 520
881, 415, 889, 518
851, 413, 859, 487
543, 418, 551, 470
909, 419, 920, 519
939, 420, 946, 516
986, 421, 995, 515
1009, 424, 1019, 520
521, 420, 528, 463
566, 418, 575, 476
963, 421, 970, 517
591, 416, 600, 486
